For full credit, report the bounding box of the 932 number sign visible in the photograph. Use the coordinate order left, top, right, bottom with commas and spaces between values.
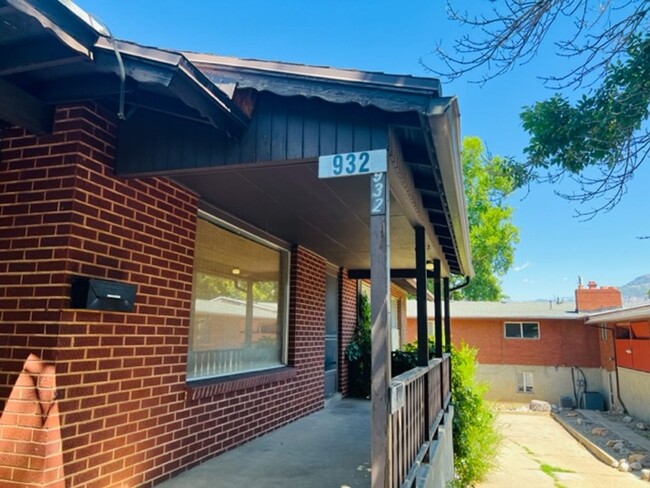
318, 149, 387, 179
370, 172, 386, 216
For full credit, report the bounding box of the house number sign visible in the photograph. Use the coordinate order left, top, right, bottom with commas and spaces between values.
318, 149, 387, 178
318, 149, 387, 216
370, 173, 386, 216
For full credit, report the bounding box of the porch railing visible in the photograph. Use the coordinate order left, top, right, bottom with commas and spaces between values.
390, 353, 452, 487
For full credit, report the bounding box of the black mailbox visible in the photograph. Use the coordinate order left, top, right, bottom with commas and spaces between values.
71, 276, 137, 312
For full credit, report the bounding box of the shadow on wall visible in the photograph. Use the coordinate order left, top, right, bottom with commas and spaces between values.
0, 353, 65, 487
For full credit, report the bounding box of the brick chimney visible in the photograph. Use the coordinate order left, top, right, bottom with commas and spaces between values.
575, 280, 622, 312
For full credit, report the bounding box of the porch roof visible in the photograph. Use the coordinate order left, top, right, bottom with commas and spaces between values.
0, 0, 473, 278
0, 0, 246, 134
586, 303, 650, 324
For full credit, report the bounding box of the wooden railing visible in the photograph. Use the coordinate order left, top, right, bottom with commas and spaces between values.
187, 348, 244, 378
390, 352, 452, 487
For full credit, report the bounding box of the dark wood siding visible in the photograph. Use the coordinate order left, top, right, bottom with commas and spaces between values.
116, 92, 391, 175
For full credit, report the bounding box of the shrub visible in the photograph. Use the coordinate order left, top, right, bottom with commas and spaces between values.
450, 342, 500, 487
391, 336, 436, 376
345, 292, 371, 398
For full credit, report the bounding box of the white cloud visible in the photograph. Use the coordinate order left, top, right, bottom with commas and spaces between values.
513, 261, 532, 272
522, 278, 536, 284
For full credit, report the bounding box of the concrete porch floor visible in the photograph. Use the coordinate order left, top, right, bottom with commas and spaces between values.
158, 397, 371, 488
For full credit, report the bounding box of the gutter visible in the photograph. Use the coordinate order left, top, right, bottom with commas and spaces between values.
424, 97, 474, 279
450, 276, 470, 292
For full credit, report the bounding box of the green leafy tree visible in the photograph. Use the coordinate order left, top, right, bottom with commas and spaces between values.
431, 1, 650, 217
455, 136, 519, 301
196, 273, 278, 302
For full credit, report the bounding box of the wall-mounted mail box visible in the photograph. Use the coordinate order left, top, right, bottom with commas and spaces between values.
71, 276, 137, 312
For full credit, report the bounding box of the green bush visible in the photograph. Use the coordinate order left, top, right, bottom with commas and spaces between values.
450, 342, 500, 487
391, 336, 436, 376
345, 292, 371, 398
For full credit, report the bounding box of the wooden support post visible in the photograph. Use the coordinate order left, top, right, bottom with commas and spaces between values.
415, 227, 428, 367
371, 172, 391, 488
443, 277, 451, 353
433, 259, 442, 359
415, 226, 430, 445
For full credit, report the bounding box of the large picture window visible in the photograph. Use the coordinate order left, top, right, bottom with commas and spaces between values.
187, 217, 289, 381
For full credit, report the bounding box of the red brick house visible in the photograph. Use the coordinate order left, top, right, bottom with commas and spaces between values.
0, 1, 472, 487
406, 281, 622, 407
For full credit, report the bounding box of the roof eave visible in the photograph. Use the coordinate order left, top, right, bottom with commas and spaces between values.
586, 304, 650, 324
93, 38, 249, 134
183, 52, 442, 96
425, 97, 474, 278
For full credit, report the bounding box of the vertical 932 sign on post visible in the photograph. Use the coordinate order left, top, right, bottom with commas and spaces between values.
318, 149, 388, 215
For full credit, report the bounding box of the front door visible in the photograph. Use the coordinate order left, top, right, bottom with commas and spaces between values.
324, 271, 339, 398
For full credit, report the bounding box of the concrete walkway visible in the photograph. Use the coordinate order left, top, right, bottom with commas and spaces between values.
158, 398, 371, 488
478, 412, 646, 488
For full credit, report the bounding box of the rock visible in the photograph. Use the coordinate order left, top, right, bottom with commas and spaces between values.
641, 469, 650, 481
613, 442, 625, 451
637, 422, 648, 431
618, 461, 631, 472
576, 418, 583, 426
567, 411, 579, 417
629, 454, 647, 464
623, 415, 633, 423
620, 448, 631, 457
529, 400, 552, 412
592, 427, 609, 436
630, 462, 643, 471
607, 439, 624, 447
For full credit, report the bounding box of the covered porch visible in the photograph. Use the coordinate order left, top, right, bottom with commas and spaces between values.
158, 398, 371, 488
0, 2, 472, 487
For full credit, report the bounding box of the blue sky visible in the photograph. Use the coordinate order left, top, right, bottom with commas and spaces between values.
75, 0, 650, 301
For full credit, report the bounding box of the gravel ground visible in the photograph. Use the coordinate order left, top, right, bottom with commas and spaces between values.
555, 409, 650, 470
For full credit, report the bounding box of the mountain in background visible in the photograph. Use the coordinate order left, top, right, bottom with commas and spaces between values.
620, 274, 650, 303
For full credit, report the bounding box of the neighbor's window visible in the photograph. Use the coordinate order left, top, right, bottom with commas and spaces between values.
187, 217, 289, 381
504, 322, 540, 339
516, 372, 534, 393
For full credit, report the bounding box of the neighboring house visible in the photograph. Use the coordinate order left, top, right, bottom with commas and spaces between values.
587, 304, 650, 423
0, 2, 472, 487
406, 281, 622, 407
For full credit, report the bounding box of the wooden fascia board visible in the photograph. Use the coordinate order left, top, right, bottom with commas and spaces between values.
0, 77, 53, 134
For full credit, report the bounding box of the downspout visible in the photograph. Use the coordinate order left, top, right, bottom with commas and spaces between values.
445, 276, 470, 353
67, 8, 128, 120
584, 321, 628, 414
444, 275, 469, 408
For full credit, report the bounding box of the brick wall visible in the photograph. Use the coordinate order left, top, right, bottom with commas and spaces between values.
338, 270, 357, 396
0, 103, 326, 487
451, 317, 601, 367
